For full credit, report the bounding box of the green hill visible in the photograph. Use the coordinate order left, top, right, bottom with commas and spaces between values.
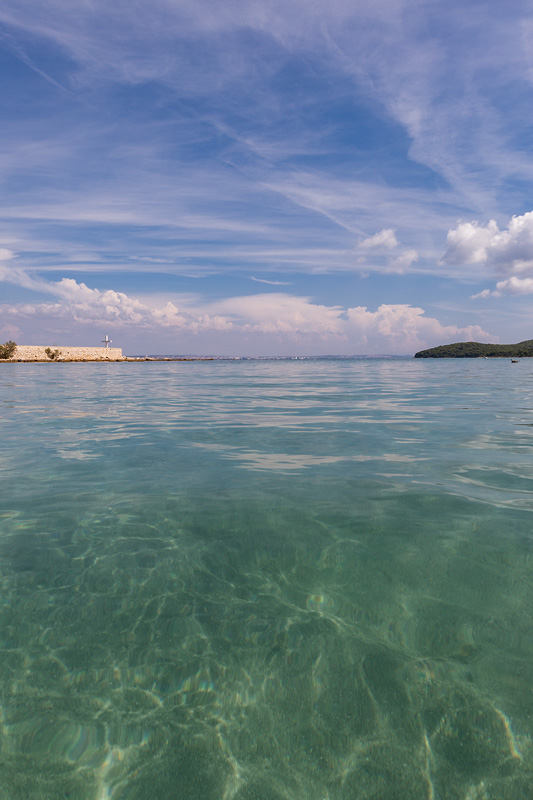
414, 339, 533, 358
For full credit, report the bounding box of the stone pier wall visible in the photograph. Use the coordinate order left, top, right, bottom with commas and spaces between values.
9, 345, 123, 361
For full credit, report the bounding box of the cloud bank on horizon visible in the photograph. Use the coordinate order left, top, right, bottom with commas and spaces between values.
0, 0, 533, 354
0, 262, 493, 354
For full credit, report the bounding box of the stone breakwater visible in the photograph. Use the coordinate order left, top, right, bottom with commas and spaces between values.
7, 345, 123, 361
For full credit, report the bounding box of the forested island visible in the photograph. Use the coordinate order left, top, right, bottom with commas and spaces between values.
414, 339, 533, 358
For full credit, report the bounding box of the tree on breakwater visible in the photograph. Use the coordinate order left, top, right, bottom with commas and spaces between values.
0, 341, 16, 359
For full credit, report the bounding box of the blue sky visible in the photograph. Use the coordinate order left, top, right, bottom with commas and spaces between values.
1, 0, 533, 355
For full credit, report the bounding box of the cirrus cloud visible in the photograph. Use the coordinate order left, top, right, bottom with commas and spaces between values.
386, 249, 419, 274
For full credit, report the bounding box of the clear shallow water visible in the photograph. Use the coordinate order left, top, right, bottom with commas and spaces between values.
0, 358, 532, 799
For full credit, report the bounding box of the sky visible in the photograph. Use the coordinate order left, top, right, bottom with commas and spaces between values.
1, 0, 533, 356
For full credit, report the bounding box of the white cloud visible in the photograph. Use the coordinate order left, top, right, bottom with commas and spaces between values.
345, 304, 494, 353
387, 249, 419, 273
443, 211, 533, 275
359, 229, 398, 250
250, 276, 292, 285
446, 211, 533, 298
0, 322, 21, 339
210, 293, 344, 336
5, 277, 234, 335
443, 220, 499, 266
494, 276, 533, 295
473, 276, 533, 299
0, 268, 496, 354
0, 261, 52, 292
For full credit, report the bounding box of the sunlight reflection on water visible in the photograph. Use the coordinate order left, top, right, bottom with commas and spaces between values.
0, 359, 532, 798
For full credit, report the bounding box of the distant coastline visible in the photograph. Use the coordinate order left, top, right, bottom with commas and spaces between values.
1, 344, 414, 363
414, 339, 533, 358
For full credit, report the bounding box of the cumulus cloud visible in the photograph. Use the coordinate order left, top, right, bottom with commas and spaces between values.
472, 276, 533, 299
0, 268, 496, 354
359, 229, 398, 250
345, 304, 494, 353
210, 293, 343, 336
443, 211, 533, 274
446, 211, 533, 298
0, 267, 231, 332
494, 277, 533, 295
356, 231, 419, 275
6, 280, 232, 334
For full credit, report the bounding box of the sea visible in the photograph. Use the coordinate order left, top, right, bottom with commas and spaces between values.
0, 356, 532, 799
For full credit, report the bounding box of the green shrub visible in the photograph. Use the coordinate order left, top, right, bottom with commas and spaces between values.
0, 341, 17, 359
44, 347, 61, 360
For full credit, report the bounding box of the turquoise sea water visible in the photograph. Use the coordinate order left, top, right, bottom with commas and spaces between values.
0, 358, 532, 799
